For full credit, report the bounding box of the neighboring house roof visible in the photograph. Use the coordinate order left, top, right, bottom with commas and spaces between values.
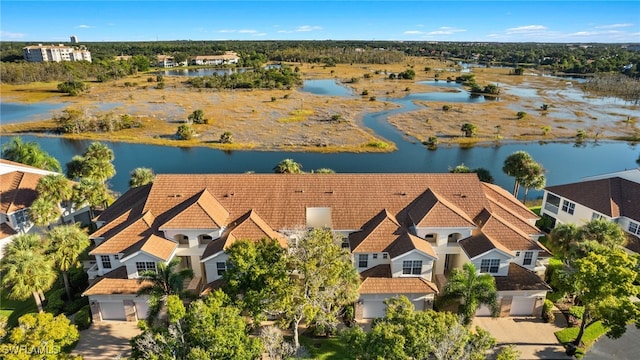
121, 234, 177, 261
358, 264, 438, 295
200, 278, 225, 296
546, 177, 640, 221
494, 263, 551, 291
475, 209, 543, 253
82, 266, 151, 296
388, 231, 438, 259
95, 184, 152, 224
90, 211, 160, 255
201, 210, 287, 260
459, 233, 512, 259
0, 171, 41, 214
0, 223, 17, 240
481, 183, 538, 221
160, 189, 229, 230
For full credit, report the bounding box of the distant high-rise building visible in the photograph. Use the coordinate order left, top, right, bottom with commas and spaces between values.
70, 35, 79, 43
23, 44, 92, 63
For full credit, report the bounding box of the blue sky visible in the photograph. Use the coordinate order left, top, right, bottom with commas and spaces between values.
1, 1, 639, 43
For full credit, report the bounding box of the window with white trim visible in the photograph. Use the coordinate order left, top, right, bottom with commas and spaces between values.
523, 251, 534, 266
100, 255, 112, 269
629, 222, 640, 236
136, 262, 156, 273
358, 254, 368, 268
561, 200, 575, 215
480, 259, 500, 273
372, 254, 378, 259
591, 213, 604, 221
216, 262, 227, 276
382, 253, 388, 259
402, 260, 422, 275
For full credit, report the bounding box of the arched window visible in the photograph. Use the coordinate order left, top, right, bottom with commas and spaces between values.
448, 232, 462, 243
199, 234, 213, 245
174, 234, 189, 245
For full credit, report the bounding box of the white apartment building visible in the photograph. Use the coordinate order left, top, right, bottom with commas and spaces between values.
23, 44, 92, 63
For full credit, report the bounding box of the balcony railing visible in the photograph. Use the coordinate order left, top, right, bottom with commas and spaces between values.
87, 263, 99, 280
544, 203, 559, 214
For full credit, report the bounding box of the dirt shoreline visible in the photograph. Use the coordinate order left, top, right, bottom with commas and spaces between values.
1, 58, 638, 152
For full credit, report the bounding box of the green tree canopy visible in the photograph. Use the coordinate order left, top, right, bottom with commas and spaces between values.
129, 167, 155, 188
437, 262, 499, 325
273, 158, 303, 174
460, 123, 477, 137
223, 238, 289, 323
1, 137, 61, 172
284, 228, 360, 349
0, 312, 79, 360
46, 224, 91, 300
0, 234, 56, 312
66, 142, 116, 182
137, 258, 193, 324
502, 151, 545, 200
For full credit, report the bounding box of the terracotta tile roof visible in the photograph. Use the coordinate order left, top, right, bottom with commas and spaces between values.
0, 223, 17, 240
546, 177, 640, 221
487, 196, 541, 236
90, 211, 158, 255
96, 184, 151, 224
494, 263, 551, 291
142, 174, 491, 231
132, 234, 176, 261
358, 263, 438, 295
349, 210, 402, 252
482, 183, 538, 220
160, 189, 229, 230
475, 209, 542, 253
407, 189, 476, 227
82, 266, 151, 296
459, 233, 511, 259
388, 231, 438, 259
201, 210, 287, 260
0, 171, 41, 214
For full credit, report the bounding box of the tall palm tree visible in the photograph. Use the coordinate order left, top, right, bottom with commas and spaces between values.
66, 142, 116, 182
521, 163, 546, 204
438, 262, 498, 325
548, 223, 580, 261
71, 178, 113, 218
273, 158, 303, 174
502, 151, 533, 198
137, 259, 193, 323
46, 224, 91, 300
0, 234, 57, 312
1, 137, 61, 172
129, 167, 155, 188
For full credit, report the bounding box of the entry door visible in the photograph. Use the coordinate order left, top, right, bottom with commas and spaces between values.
444, 254, 451, 271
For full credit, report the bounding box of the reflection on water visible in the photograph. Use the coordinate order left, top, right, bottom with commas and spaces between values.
0, 102, 66, 124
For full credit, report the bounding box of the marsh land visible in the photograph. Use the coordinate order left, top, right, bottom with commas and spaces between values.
1, 57, 638, 152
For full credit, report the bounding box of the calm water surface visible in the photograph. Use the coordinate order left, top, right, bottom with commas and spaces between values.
3, 80, 637, 197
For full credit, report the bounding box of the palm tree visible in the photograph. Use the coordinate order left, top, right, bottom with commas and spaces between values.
0, 234, 57, 312
28, 197, 59, 229
46, 224, 91, 300
548, 223, 580, 261
129, 167, 155, 188
503, 151, 540, 198
273, 159, 303, 174
520, 162, 546, 204
438, 262, 498, 325
1, 137, 61, 172
137, 259, 193, 323
36, 174, 72, 204
66, 142, 116, 182
460, 123, 477, 137
72, 178, 112, 218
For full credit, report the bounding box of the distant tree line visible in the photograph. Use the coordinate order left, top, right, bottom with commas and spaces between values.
186, 66, 302, 90
1, 40, 638, 85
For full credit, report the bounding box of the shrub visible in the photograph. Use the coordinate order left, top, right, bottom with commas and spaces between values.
188, 109, 207, 124
361, 89, 369, 96
64, 296, 89, 315
365, 141, 388, 149
542, 299, 555, 323
156, 74, 164, 82
44, 288, 65, 315
177, 124, 196, 140
57, 80, 87, 96
423, 136, 438, 150
369, 96, 376, 101
74, 305, 92, 330
147, 77, 155, 82
568, 306, 584, 326
442, 105, 451, 111
271, 96, 277, 102
156, 81, 165, 89
219, 131, 233, 144
517, 111, 527, 119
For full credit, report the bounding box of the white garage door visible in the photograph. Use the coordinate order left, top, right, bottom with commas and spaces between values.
363, 300, 387, 319
510, 297, 536, 316
135, 301, 149, 320
100, 302, 125, 320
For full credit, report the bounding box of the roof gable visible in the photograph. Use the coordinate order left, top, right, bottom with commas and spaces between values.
349, 209, 402, 252
407, 189, 476, 228
160, 189, 229, 230
90, 211, 157, 255
0, 171, 41, 214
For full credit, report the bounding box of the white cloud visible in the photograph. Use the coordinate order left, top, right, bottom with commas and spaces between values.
404, 30, 424, 35
295, 25, 322, 32
0, 30, 25, 39
218, 29, 235, 33
76, 24, 93, 29
506, 25, 547, 34
427, 27, 466, 35
252, 33, 267, 37
595, 23, 633, 29
238, 29, 258, 34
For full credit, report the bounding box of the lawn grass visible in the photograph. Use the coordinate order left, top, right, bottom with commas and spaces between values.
0, 291, 38, 328
529, 205, 541, 216
555, 321, 607, 358
298, 335, 354, 360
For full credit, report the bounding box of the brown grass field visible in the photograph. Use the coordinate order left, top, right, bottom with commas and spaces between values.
1, 57, 637, 152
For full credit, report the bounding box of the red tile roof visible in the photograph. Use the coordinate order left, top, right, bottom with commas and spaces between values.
0, 171, 41, 214
160, 189, 229, 230
494, 263, 551, 291
407, 189, 476, 227
358, 264, 438, 295
0, 223, 17, 240
82, 266, 151, 296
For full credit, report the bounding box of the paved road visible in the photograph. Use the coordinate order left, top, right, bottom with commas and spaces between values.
582, 325, 640, 360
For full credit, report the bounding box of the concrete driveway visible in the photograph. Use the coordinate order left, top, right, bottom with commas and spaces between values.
72, 321, 141, 360
473, 315, 572, 360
